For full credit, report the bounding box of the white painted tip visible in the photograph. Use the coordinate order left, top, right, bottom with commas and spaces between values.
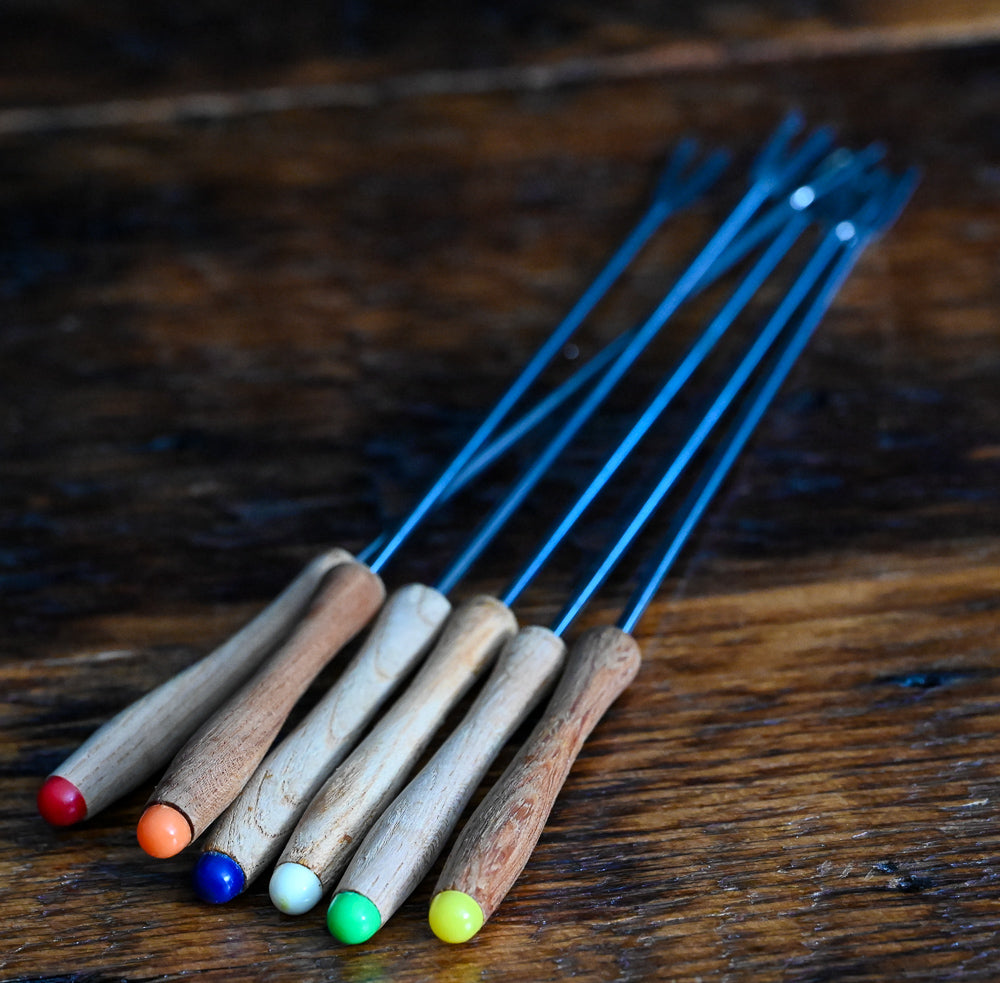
269, 861, 324, 915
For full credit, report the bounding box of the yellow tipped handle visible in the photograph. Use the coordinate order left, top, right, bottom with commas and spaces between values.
196, 583, 452, 896
270, 595, 517, 915
38, 548, 352, 826
429, 624, 641, 942
330, 625, 566, 942
138, 559, 386, 857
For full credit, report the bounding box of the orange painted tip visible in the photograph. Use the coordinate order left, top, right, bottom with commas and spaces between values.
137, 803, 193, 858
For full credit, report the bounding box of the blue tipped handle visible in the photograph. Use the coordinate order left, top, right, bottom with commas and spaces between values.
193, 850, 247, 904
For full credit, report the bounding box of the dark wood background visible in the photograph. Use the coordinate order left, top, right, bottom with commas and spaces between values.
2, 3, 1000, 980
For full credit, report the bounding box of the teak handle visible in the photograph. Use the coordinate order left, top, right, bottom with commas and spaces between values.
149, 559, 385, 839
433, 624, 641, 924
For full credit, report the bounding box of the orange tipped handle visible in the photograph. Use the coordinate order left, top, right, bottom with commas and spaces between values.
431, 625, 640, 938
140, 559, 385, 855
137, 803, 192, 857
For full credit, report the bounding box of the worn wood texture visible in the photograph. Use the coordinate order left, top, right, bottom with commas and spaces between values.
342, 624, 567, 927
277, 595, 517, 894
2, 2, 1000, 980
433, 625, 642, 925
203, 582, 452, 892
44, 546, 351, 824
144, 559, 385, 844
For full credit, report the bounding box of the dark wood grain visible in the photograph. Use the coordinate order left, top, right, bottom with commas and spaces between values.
2, 3, 1000, 981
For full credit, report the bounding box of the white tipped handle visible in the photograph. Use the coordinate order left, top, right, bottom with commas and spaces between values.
202, 583, 452, 887
272, 595, 517, 907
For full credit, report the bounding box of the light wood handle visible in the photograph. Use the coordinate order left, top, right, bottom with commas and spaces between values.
149, 559, 385, 839
277, 594, 517, 890
335, 625, 566, 926
433, 625, 640, 926
47, 548, 352, 820
202, 583, 452, 887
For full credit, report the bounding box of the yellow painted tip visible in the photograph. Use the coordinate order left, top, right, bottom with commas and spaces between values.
429, 890, 484, 943
137, 803, 192, 858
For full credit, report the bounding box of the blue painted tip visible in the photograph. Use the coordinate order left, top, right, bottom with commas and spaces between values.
193, 851, 245, 904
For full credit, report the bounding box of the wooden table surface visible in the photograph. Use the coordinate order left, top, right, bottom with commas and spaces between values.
3, 3, 1000, 980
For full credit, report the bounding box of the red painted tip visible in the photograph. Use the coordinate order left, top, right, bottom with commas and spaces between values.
38, 775, 87, 826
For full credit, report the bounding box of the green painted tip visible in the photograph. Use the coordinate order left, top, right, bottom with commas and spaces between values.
327, 891, 382, 944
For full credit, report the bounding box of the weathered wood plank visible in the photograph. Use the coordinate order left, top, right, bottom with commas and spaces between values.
1, 1, 999, 124
1, 17, 999, 982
